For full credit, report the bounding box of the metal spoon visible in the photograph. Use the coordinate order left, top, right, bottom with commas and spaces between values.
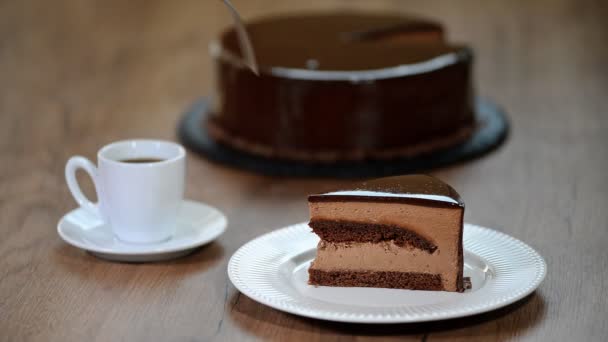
221, 0, 259, 75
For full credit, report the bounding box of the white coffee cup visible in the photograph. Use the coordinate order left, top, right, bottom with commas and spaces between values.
65, 140, 186, 244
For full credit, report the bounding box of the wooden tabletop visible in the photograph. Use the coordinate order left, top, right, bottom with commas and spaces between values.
1, 0, 607, 341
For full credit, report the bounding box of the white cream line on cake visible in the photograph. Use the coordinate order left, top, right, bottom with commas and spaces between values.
322, 190, 460, 204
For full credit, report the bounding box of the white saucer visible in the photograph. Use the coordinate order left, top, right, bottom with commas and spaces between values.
58, 200, 227, 262
228, 223, 546, 324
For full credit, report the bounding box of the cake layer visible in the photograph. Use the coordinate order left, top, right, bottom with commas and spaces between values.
309, 219, 437, 253
308, 269, 443, 291
310, 241, 459, 290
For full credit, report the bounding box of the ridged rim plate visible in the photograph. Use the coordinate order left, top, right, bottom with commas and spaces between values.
228, 223, 546, 323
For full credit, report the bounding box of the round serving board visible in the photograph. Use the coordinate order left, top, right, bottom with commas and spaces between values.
178, 97, 508, 178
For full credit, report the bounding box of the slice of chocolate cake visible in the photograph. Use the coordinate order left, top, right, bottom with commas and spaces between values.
308, 175, 465, 292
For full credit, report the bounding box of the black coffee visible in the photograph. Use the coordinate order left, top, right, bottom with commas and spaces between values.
119, 158, 164, 164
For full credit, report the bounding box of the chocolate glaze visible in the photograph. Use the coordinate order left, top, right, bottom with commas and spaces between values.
208, 12, 475, 162
218, 13, 459, 70
308, 174, 464, 207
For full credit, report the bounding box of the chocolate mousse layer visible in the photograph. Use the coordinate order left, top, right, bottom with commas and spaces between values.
208, 13, 475, 162
311, 241, 452, 275
308, 175, 465, 292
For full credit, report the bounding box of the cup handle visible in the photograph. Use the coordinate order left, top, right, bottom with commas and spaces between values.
65, 156, 102, 217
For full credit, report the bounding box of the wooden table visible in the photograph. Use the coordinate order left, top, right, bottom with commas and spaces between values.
1, 0, 606, 340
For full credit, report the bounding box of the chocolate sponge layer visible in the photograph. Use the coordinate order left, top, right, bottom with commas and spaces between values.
308, 269, 444, 291
309, 219, 437, 253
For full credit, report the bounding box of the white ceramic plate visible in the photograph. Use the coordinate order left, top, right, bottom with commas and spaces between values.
228, 223, 546, 323
58, 200, 227, 262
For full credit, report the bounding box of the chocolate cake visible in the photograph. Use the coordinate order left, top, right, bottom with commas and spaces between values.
207, 13, 475, 162
307, 174, 465, 292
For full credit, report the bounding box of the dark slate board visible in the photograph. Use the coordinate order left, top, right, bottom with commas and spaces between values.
178, 97, 508, 178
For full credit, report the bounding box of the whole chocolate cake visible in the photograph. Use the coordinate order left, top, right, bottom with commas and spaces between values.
207, 13, 475, 162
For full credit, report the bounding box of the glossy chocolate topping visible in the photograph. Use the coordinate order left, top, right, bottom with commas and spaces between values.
219, 13, 465, 72
308, 175, 464, 207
